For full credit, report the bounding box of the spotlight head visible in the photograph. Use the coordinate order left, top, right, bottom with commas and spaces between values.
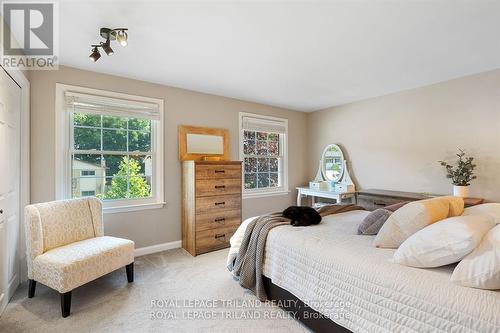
89, 46, 101, 62
102, 39, 114, 56
116, 30, 128, 47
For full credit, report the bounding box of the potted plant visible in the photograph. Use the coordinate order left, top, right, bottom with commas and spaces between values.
439, 149, 477, 197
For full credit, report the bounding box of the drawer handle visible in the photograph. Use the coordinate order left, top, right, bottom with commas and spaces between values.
215, 202, 225, 206
214, 185, 226, 189
215, 233, 226, 242
373, 201, 387, 206
214, 170, 225, 174
214, 218, 226, 224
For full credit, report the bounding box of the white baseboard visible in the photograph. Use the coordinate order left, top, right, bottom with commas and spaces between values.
0, 292, 5, 316
134, 240, 182, 257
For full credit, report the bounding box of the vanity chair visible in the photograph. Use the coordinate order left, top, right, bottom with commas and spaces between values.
24, 197, 135, 317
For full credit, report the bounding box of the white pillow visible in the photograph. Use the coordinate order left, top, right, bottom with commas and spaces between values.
393, 215, 495, 268
451, 224, 500, 289
463, 203, 500, 224
374, 196, 464, 249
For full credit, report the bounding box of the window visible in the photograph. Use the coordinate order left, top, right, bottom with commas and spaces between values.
239, 112, 288, 197
56, 84, 164, 213
71, 113, 153, 200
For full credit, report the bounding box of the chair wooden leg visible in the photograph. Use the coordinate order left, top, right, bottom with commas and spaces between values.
60, 291, 72, 318
126, 262, 134, 283
28, 279, 36, 298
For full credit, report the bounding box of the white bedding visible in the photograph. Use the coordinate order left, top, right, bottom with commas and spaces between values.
229, 211, 500, 332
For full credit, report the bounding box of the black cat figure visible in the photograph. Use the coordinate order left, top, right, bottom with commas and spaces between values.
283, 206, 322, 226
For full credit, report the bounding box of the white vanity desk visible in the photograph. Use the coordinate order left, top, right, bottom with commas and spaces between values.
296, 186, 356, 206
300, 143, 356, 206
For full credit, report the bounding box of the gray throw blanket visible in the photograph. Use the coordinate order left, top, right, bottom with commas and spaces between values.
231, 204, 365, 301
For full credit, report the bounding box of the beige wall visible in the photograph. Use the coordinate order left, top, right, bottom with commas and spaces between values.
30, 65, 308, 248
31, 65, 500, 248
307, 69, 500, 201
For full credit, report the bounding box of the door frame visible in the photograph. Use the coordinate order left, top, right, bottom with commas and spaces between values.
0, 66, 30, 300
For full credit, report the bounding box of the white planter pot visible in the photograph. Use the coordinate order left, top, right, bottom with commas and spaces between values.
453, 185, 469, 198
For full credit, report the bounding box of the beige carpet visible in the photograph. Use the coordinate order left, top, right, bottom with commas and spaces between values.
0, 248, 310, 333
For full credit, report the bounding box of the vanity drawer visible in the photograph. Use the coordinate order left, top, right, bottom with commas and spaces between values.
196, 194, 241, 213
196, 164, 241, 180
195, 226, 237, 254
196, 209, 241, 232
196, 178, 241, 197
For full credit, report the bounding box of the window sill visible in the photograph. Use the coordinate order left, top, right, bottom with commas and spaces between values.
103, 202, 166, 214
243, 190, 290, 199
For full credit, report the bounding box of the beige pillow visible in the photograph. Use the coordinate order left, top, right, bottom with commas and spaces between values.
451, 224, 500, 289
393, 215, 495, 268
447, 196, 466, 217
373, 196, 464, 249
462, 203, 500, 224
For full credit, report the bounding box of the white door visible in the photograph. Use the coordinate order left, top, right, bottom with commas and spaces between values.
0, 68, 21, 314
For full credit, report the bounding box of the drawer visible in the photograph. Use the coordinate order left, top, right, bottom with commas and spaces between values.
196, 164, 241, 180
357, 195, 410, 211
196, 194, 241, 213
196, 178, 241, 197
196, 209, 241, 232
196, 226, 237, 254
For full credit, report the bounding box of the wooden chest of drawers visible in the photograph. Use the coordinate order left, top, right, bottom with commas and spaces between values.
356, 189, 484, 211
357, 189, 435, 211
182, 161, 242, 256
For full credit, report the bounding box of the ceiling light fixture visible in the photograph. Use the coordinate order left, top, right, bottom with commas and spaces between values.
116, 30, 128, 47
101, 38, 114, 56
89, 27, 128, 62
89, 45, 101, 62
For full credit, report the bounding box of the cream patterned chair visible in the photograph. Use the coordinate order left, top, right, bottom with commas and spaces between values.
24, 198, 134, 317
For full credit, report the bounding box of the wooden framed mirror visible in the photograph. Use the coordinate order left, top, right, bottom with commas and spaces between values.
178, 125, 230, 161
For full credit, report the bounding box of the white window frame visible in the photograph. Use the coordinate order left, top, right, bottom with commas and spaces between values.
239, 112, 289, 199
55, 84, 165, 214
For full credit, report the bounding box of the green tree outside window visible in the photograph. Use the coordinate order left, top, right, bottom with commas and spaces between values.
102, 157, 151, 199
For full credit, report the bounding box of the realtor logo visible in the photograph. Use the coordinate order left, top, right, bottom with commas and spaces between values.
1, 1, 58, 69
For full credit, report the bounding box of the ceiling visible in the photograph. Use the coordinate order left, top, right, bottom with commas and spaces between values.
53, 1, 500, 111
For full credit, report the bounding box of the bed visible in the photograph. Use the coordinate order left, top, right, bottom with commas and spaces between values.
229, 210, 500, 333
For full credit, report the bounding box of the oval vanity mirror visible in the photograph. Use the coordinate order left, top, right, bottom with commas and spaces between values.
321, 144, 344, 182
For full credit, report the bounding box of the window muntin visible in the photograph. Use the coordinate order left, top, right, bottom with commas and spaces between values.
70, 112, 153, 201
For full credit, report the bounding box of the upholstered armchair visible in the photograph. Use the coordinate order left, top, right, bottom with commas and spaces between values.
24, 198, 134, 317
